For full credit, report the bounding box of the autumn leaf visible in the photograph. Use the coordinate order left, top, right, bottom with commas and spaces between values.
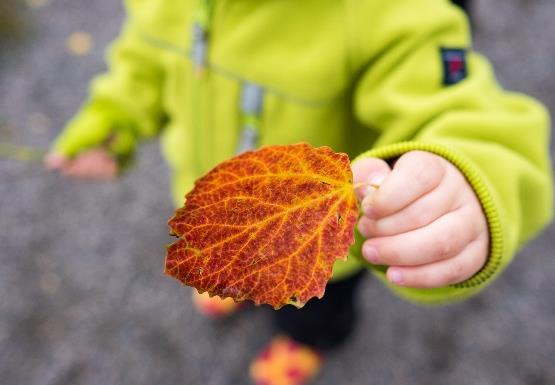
165, 143, 358, 309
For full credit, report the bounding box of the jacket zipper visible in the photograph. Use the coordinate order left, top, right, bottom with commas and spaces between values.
190, 0, 214, 176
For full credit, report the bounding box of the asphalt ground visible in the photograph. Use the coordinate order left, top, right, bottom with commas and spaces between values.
1, 1, 554, 384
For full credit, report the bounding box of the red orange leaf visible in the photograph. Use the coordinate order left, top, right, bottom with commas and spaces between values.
165, 143, 358, 309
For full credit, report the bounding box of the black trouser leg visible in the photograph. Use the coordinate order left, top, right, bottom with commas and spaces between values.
272, 270, 366, 351
452, 0, 471, 14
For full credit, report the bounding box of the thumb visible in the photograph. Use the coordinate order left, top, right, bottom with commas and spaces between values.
351, 157, 391, 201
44, 152, 69, 170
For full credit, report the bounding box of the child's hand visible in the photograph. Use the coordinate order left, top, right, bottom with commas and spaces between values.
352, 151, 489, 288
44, 148, 118, 180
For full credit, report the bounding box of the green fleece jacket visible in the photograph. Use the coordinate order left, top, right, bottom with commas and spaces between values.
53, 0, 553, 304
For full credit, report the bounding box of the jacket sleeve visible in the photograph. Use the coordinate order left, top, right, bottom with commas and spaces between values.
52, 2, 167, 168
348, 0, 553, 304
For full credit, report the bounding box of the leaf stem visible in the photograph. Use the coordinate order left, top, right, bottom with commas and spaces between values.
352, 181, 380, 191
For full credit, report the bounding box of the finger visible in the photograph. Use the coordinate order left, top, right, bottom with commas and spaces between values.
357, 216, 375, 239
358, 164, 463, 237
351, 157, 391, 201
86, 149, 118, 178
87, 150, 118, 178
386, 235, 489, 288
61, 151, 117, 180
61, 158, 92, 177
361, 205, 480, 266
362, 151, 446, 219
44, 153, 68, 170
63, 162, 117, 180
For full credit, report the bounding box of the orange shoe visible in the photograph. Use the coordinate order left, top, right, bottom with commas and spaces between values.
250, 336, 323, 385
192, 290, 241, 318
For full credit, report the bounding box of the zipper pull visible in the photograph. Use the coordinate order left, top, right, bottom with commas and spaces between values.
191, 22, 207, 74
237, 82, 264, 154
236, 125, 259, 154
192, 0, 214, 75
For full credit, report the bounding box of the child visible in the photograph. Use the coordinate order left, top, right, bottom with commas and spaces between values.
45, 0, 553, 384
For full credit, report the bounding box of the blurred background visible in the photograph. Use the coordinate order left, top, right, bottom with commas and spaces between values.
1, 1, 554, 384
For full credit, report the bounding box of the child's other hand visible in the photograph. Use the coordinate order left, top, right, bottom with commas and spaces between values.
351, 151, 489, 289
44, 148, 118, 180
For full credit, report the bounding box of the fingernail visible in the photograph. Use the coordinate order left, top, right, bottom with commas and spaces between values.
362, 173, 385, 196
363, 244, 379, 264
361, 173, 385, 216
388, 269, 404, 285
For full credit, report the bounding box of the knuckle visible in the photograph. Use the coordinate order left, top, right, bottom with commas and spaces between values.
401, 151, 445, 190
384, 244, 403, 265
406, 204, 430, 229
374, 220, 395, 237
435, 231, 454, 259
401, 151, 436, 168
374, 218, 396, 237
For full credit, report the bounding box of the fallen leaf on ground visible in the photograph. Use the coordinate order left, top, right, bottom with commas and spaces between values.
66, 32, 93, 56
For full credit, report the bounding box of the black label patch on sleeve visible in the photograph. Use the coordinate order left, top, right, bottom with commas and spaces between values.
441, 48, 468, 86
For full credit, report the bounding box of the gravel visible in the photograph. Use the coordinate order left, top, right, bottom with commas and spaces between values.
1, 1, 554, 384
